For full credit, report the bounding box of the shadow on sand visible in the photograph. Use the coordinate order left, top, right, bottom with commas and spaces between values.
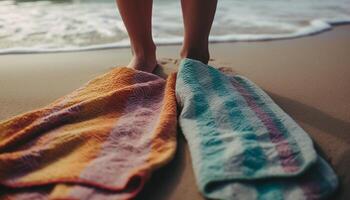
267, 91, 350, 200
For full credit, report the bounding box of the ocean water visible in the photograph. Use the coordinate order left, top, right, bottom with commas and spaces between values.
0, 0, 349, 54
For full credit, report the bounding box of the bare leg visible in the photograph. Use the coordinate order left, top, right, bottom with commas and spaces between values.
116, 0, 157, 72
180, 0, 217, 64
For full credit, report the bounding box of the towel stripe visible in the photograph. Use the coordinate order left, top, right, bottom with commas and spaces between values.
232, 76, 303, 173
180, 62, 225, 178
146, 73, 177, 169
207, 67, 268, 176
68, 72, 165, 197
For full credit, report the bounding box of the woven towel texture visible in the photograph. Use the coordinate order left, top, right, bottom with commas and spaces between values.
0, 67, 177, 200
176, 58, 338, 200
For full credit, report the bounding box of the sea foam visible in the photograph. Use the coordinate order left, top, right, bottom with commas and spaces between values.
0, 0, 349, 54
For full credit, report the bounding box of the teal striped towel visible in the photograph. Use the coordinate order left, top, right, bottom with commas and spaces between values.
176, 58, 338, 200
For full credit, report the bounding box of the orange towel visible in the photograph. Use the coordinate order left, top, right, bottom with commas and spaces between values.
0, 67, 177, 199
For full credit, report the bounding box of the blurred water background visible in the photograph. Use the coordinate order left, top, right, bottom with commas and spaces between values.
0, 0, 349, 54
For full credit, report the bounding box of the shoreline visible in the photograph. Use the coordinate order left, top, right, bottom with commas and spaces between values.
1, 22, 350, 55
0, 24, 349, 200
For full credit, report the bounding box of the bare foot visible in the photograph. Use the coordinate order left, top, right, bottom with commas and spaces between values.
127, 43, 157, 73
127, 56, 157, 73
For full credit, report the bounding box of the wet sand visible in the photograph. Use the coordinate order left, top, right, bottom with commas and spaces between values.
1, 25, 349, 199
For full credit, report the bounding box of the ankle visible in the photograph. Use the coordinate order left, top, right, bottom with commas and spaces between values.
180, 46, 210, 64
131, 41, 156, 60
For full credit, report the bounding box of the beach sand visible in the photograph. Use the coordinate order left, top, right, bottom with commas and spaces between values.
1, 25, 349, 199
